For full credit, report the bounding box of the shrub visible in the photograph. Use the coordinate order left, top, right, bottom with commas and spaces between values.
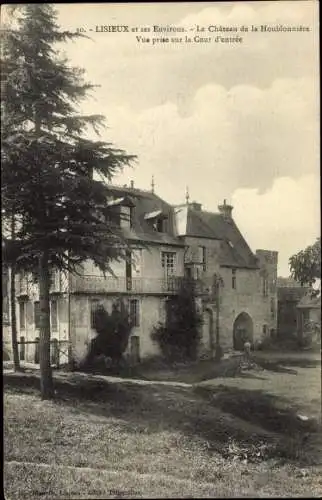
81, 299, 133, 370
151, 279, 203, 362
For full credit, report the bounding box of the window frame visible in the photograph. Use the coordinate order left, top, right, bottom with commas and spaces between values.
262, 276, 268, 297
50, 299, 59, 332
161, 251, 177, 276
34, 301, 40, 329
19, 301, 26, 330
129, 298, 140, 328
90, 299, 101, 329
232, 269, 237, 289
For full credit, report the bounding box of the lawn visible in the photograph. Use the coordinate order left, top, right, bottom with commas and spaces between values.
3, 351, 322, 499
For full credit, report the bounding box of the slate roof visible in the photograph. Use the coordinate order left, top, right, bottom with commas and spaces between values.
106, 185, 184, 247
173, 205, 259, 269
107, 186, 268, 269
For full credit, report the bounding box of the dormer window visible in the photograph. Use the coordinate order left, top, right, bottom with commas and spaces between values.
144, 210, 167, 233
107, 196, 135, 229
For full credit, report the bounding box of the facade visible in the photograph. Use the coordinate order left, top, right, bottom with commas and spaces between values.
6, 184, 278, 365
277, 277, 309, 338
296, 294, 321, 340
2, 264, 11, 360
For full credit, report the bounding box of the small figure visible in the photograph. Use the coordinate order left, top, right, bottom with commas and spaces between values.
243, 340, 251, 366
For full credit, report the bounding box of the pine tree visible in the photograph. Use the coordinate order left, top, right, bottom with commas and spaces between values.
1, 5, 135, 399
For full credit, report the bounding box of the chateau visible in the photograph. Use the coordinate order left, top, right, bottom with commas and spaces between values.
3, 182, 278, 365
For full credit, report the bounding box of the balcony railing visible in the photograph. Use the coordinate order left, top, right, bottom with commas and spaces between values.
71, 275, 195, 295
17, 277, 29, 296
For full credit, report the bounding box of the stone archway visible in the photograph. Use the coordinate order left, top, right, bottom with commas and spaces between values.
233, 312, 254, 351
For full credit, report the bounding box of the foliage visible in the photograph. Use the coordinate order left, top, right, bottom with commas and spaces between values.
1, 4, 135, 398
289, 238, 321, 291
298, 320, 321, 349
81, 301, 133, 369
1, 4, 136, 274
151, 279, 203, 362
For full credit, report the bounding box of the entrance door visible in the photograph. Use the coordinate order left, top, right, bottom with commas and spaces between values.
233, 313, 253, 350
130, 335, 140, 364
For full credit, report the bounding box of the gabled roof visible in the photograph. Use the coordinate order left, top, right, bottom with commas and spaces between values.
173, 205, 259, 269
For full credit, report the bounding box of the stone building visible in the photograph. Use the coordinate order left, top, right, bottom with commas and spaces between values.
277, 277, 308, 339
6, 184, 278, 365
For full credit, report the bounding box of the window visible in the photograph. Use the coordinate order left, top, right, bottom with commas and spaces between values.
90, 300, 100, 329
270, 298, 275, 320
19, 336, 25, 361
19, 271, 28, 294
302, 309, 310, 325
50, 300, 58, 332
202, 246, 207, 271
120, 206, 131, 229
161, 252, 176, 276
197, 246, 207, 271
34, 301, 40, 329
232, 269, 237, 289
2, 267, 9, 322
156, 218, 164, 232
19, 302, 26, 330
129, 299, 140, 327
263, 324, 268, 335
49, 269, 60, 291
262, 277, 268, 297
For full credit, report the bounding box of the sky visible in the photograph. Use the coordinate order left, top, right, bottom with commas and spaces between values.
4, 2, 320, 276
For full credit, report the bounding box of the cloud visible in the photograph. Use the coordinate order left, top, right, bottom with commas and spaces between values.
56, 1, 317, 113
84, 77, 318, 204
232, 174, 320, 275
52, 2, 319, 274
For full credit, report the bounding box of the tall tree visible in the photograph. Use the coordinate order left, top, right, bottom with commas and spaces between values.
289, 238, 321, 291
1, 5, 135, 399
2, 213, 21, 371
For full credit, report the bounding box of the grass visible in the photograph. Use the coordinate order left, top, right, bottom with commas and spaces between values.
3, 350, 322, 499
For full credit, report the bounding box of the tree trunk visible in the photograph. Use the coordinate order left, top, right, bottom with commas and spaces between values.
9, 214, 21, 371
38, 250, 54, 399
10, 264, 21, 371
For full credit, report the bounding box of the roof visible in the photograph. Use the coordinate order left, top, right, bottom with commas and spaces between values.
278, 286, 308, 302
106, 185, 184, 247
173, 205, 259, 269
105, 187, 273, 268
297, 294, 321, 309
144, 210, 163, 220
277, 277, 303, 288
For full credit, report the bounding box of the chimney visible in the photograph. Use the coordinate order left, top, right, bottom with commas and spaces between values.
190, 201, 202, 211
130, 180, 134, 189
218, 199, 233, 219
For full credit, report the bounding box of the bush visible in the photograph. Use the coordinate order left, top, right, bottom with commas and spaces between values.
151, 279, 203, 362
80, 299, 133, 370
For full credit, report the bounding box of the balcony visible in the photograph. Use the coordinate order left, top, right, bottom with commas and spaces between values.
71, 275, 187, 295
17, 277, 29, 296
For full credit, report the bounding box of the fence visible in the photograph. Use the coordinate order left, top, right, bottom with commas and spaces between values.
17, 338, 71, 368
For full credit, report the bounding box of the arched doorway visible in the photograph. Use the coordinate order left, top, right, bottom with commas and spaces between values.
233, 312, 253, 350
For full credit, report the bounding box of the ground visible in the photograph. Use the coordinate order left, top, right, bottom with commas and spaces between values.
3, 350, 322, 498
